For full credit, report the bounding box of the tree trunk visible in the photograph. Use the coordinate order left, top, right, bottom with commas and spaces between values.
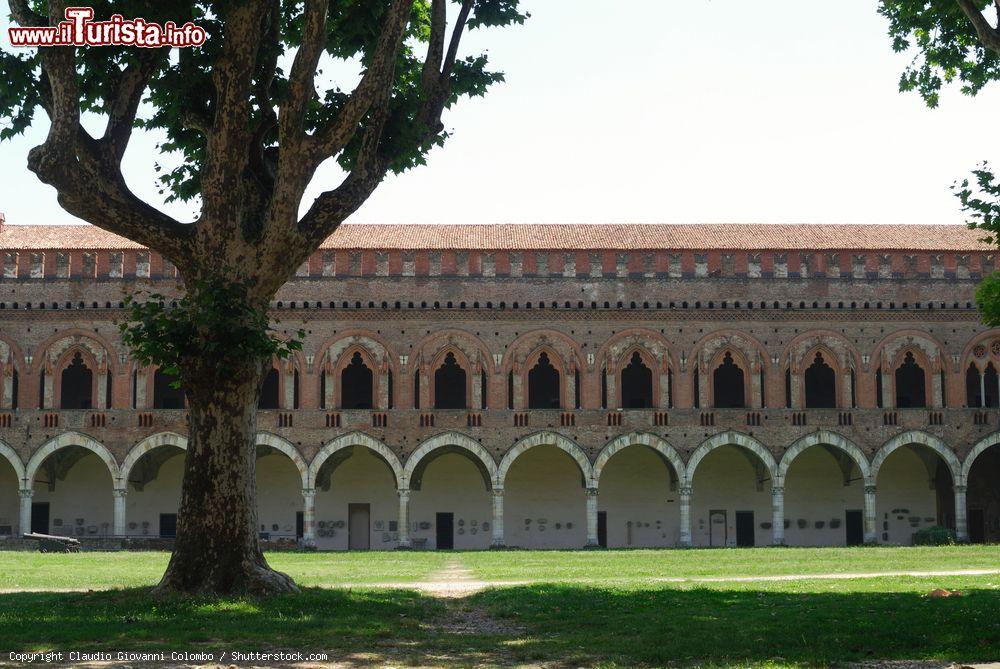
154, 355, 298, 595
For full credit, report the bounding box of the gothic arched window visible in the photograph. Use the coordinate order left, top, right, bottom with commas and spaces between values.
804, 352, 836, 408
712, 351, 745, 408
60, 351, 93, 410
895, 351, 926, 408
341, 352, 373, 409
620, 351, 653, 408
434, 352, 467, 409
528, 352, 561, 409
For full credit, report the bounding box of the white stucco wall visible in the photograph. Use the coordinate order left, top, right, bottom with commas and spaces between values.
0, 461, 19, 537
504, 445, 587, 548
783, 446, 864, 546
876, 446, 940, 545
256, 452, 303, 540
690, 445, 773, 547
409, 452, 492, 549
125, 449, 184, 536
314, 447, 398, 550
32, 450, 114, 537
598, 445, 679, 547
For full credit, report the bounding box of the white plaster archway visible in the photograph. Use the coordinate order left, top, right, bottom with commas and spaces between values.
404, 431, 498, 489
256, 432, 309, 489
499, 431, 593, 486
871, 430, 961, 485
594, 432, 685, 485
308, 431, 403, 489
25, 431, 120, 486
962, 432, 1000, 481
778, 430, 872, 487
0, 439, 25, 487
120, 432, 188, 487
685, 430, 776, 486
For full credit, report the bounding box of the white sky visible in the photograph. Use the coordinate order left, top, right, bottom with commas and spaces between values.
2, 0, 999, 227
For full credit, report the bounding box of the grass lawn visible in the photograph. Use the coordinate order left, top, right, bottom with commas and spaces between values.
1, 546, 998, 666
0, 551, 452, 590
460, 544, 1000, 582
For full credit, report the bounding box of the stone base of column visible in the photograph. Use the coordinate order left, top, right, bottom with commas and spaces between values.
678, 538, 692, 548
489, 542, 507, 550
583, 540, 603, 549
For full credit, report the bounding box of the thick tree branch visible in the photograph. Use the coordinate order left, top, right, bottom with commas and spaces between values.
103, 49, 167, 164
421, 0, 448, 92
7, 0, 45, 27
279, 0, 329, 150
306, 0, 415, 162
199, 0, 270, 235
956, 0, 1000, 53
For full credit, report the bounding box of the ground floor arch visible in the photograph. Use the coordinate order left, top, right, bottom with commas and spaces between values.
782, 445, 865, 546
504, 444, 589, 548
0, 453, 20, 538
596, 443, 680, 547
256, 444, 306, 546
409, 450, 493, 550
689, 444, 774, 547
874, 443, 954, 545
965, 439, 1000, 543
124, 443, 185, 538
30, 445, 115, 537
313, 444, 399, 550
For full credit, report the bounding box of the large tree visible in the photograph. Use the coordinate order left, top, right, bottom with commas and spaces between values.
1, 0, 524, 594
879, 1, 1000, 322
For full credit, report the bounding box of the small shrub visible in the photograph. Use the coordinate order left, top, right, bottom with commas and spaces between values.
912, 525, 956, 546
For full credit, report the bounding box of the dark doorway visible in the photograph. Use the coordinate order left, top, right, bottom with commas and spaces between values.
621, 352, 653, 408
845, 509, 863, 546
259, 368, 280, 409
60, 352, 93, 409
434, 352, 467, 409
153, 368, 184, 409
713, 352, 745, 408
804, 352, 836, 408
968, 508, 986, 544
895, 352, 926, 408
30, 502, 49, 534
296, 511, 304, 540
436, 512, 454, 549
709, 510, 727, 547
735, 511, 755, 547
597, 511, 608, 548
341, 352, 374, 409
528, 352, 561, 409
159, 513, 177, 538
348, 503, 370, 550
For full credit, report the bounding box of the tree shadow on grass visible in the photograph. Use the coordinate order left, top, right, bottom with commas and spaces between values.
0, 584, 998, 667
468, 583, 1000, 667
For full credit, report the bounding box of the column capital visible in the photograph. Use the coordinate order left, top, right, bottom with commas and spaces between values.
679, 485, 693, 497
301, 487, 316, 499
18, 488, 33, 499
112, 488, 128, 498
864, 485, 877, 495
586, 486, 599, 497
771, 486, 784, 496
397, 488, 410, 499
953, 484, 968, 494
491, 486, 504, 496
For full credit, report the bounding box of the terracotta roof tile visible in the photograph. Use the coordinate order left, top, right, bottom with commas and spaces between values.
0, 223, 990, 252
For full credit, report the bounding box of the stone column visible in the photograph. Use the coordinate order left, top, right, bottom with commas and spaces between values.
757, 368, 768, 408
585, 487, 599, 546
659, 371, 670, 408
491, 487, 505, 548
2, 371, 11, 409
135, 369, 147, 408
113, 488, 127, 536
284, 367, 296, 409
605, 370, 617, 409
954, 484, 968, 542
771, 486, 785, 545
863, 485, 878, 543
18, 489, 32, 536
378, 370, 389, 409
679, 485, 693, 547
96, 371, 108, 410
43, 370, 53, 409
323, 369, 335, 409
980, 372, 986, 408
884, 370, 895, 409
472, 370, 482, 410
564, 370, 575, 409
397, 489, 411, 548
302, 488, 316, 547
